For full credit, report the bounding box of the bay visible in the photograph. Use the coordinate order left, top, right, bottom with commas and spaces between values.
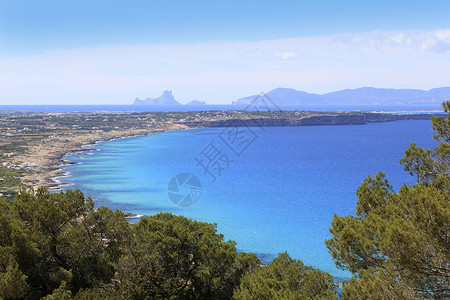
58, 120, 437, 279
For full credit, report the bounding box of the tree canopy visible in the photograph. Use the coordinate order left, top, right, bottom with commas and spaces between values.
233, 252, 337, 300
114, 213, 258, 299
326, 102, 450, 299
2, 103, 448, 299
0, 188, 129, 299
0, 188, 336, 299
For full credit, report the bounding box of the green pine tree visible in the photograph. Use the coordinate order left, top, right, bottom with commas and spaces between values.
326, 102, 450, 299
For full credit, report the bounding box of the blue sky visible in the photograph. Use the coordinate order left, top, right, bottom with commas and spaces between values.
1, 0, 450, 104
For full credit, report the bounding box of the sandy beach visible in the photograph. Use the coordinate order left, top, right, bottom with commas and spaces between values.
17, 124, 189, 190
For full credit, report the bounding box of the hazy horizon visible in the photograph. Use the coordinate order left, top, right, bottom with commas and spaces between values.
1, 1, 450, 105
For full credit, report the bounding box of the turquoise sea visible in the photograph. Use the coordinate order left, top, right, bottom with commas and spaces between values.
58, 120, 437, 279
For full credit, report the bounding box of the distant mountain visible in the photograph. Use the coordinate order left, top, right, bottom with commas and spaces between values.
321, 87, 450, 105
133, 90, 181, 105
234, 87, 450, 106
235, 88, 323, 106
185, 100, 207, 106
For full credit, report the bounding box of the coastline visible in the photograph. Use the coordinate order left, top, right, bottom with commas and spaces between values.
20, 124, 189, 191
2, 109, 438, 195
46, 118, 438, 280
50, 127, 207, 191
50, 135, 152, 190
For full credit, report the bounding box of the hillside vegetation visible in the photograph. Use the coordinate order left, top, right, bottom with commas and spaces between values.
0, 102, 448, 299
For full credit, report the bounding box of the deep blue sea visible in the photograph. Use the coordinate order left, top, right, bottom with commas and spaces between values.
58, 120, 437, 280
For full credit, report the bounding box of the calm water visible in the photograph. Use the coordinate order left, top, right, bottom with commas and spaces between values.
58, 120, 437, 279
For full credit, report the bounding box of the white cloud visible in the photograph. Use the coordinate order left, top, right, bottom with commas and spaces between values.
0, 29, 449, 104
335, 29, 450, 54
274, 51, 299, 60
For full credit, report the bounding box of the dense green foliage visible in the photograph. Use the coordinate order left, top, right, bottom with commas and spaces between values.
0, 167, 24, 188
2, 106, 447, 299
0, 188, 128, 299
326, 102, 450, 299
113, 213, 258, 299
0, 188, 336, 299
233, 252, 337, 299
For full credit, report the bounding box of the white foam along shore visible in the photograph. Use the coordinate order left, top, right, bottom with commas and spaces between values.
49, 133, 154, 190
49, 126, 192, 191
49, 127, 207, 222
48, 133, 158, 220
46, 128, 190, 221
